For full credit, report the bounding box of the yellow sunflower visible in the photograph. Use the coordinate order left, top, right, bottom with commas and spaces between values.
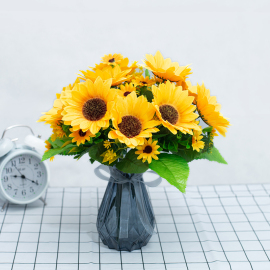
101, 53, 123, 66
62, 77, 117, 134
45, 140, 54, 161
101, 149, 118, 164
69, 128, 95, 146
118, 83, 137, 97
93, 58, 138, 76
209, 128, 218, 148
152, 81, 200, 135
135, 138, 160, 163
50, 122, 66, 141
119, 58, 138, 75
195, 83, 230, 137
38, 78, 80, 125
79, 65, 131, 86
108, 92, 160, 148
192, 126, 205, 152
132, 75, 155, 87
104, 140, 112, 149
143, 51, 192, 82
153, 75, 164, 84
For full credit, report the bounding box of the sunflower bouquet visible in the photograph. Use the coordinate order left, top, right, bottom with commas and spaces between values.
39, 51, 230, 192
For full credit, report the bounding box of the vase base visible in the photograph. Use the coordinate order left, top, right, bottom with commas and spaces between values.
100, 232, 153, 252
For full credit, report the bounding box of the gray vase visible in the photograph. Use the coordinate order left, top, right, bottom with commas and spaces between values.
96, 167, 155, 251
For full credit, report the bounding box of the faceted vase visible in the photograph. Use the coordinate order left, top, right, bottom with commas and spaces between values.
96, 167, 155, 252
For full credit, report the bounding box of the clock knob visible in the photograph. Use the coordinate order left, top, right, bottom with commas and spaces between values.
24, 135, 46, 155
0, 138, 14, 158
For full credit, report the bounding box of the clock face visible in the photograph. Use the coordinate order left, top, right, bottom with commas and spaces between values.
1, 153, 48, 202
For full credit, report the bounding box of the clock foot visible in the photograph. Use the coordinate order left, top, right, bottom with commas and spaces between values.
1, 201, 8, 212
39, 196, 47, 206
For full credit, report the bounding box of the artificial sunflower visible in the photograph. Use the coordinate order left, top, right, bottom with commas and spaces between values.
153, 75, 164, 84
119, 58, 138, 75
69, 128, 95, 146
177, 80, 197, 99
118, 83, 137, 97
195, 83, 230, 137
152, 81, 200, 135
50, 122, 66, 141
45, 140, 54, 161
101, 53, 123, 66
38, 95, 63, 125
101, 149, 118, 164
104, 140, 112, 149
192, 129, 205, 152
38, 78, 80, 125
108, 92, 160, 148
143, 51, 192, 82
209, 128, 218, 148
132, 75, 155, 87
62, 77, 117, 134
135, 138, 160, 163
79, 65, 131, 86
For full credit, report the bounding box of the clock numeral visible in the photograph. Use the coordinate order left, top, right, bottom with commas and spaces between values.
7, 184, 12, 190
34, 163, 39, 170
3, 176, 8, 182
22, 190, 26, 196
30, 187, 34, 193
19, 157, 25, 164
14, 189, 18, 195
29, 159, 31, 164
37, 171, 42, 177
11, 160, 16, 166
5, 168, 12, 174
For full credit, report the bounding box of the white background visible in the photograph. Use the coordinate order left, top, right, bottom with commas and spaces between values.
0, 0, 269, 187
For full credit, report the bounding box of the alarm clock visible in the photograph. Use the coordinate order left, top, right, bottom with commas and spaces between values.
0, 125, 50, 209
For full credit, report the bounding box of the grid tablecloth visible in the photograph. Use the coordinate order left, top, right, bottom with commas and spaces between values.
0, 184, 270, 270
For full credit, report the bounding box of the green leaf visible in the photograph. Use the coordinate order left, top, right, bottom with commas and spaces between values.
168, 140, 178, 151
116, 149, 149, 173
48, 137, 71, 148
41, 144, 74, 161
143, 90, 154, 102
152, 127, 170, 139
195, 146, 227, 164
62, 124, 71, 136
149, 153, 189, 193
88, 142, 106, 163
94, 138, 104, 144
74, 147, 91, 160
152, 134, 167, 139
89, 158, 95, 164
173, 148, 200, 163
145, 69, 150, 78
202, 126, 213, 133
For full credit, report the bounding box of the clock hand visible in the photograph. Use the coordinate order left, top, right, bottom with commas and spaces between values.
14, 175, 39, 185
24, 177, 39, 185
13, 166, 38, 185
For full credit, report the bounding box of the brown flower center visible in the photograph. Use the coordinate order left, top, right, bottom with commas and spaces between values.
78, 129, 86, 137
118, 115, 142, 138
159, 104, 179, 125
123, 91, 131, 97
82, 98, 107, 121
109, 58, 115, 63
141, 81, 147, 85
143, 145, 152, 154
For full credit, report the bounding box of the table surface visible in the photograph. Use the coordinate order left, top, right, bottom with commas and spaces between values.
0, 184, 270, 270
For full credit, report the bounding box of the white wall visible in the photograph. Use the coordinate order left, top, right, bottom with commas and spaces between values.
0, 0, 269, 186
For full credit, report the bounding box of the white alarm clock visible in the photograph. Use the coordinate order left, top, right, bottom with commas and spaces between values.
0, 125, 50, 209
